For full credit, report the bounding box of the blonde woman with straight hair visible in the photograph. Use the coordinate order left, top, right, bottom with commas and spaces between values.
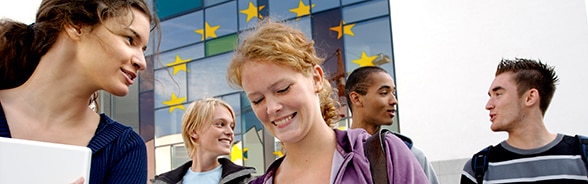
152, 98, 256, 184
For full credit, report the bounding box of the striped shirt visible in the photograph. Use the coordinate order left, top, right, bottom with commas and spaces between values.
461, 134, 588, 184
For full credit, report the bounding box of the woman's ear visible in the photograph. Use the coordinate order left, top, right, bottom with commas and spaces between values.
64, 24, 84, 41
312, 65, 324, 92
189, 131, 198, 140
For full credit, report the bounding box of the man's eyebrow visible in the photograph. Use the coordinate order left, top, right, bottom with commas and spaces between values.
488, 86, 505, 96
378, 85, 394, 90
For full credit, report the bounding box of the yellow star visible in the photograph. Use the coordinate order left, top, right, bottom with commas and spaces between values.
273, 150, 284, 158
329, 20, 356, 39
289, 0, 315, 18
165, 55, 191, 75
240, 2, 265, 22
231, 144, 248, 161
352, 51, 377, 67
162, 93, 186, 113
194, 22, 220, 41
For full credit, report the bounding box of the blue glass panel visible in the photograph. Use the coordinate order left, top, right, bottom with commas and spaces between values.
156, 0, 203, 20
187, 53, 240, 102
140, 56, 155, 92
283, 17, 312, 41
310, 0, 339, 13
219, 93, 242, 141
160, 11, 204, 52
268, 0, 312, 21
139, 91, 154, 141
156, 44, 205, 69
311, 9, 343, 79
311, 9, 345, 100
344, 17, 394, 75
238, 0, 262, 31
240, 92, 264, 133
343, 0, 388, 23
204, 1, 238, 39
154, 107, 185, 137
341, 0, 364, 6
205, 0, 231, 7
154, 68, 188, 109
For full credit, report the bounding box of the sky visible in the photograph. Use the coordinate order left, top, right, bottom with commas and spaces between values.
0, 0, 43, 24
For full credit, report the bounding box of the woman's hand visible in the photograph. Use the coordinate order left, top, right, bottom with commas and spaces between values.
70, 177, 84, 184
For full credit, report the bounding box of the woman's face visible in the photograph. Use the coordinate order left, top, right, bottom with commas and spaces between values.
196, 105, 235, 157
75, 8, 150, 96
241, 61, 324, 144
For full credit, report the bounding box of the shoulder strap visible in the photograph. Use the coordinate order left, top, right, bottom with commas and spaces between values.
575, 134, 588, 169
471, 145, 492, 184
365, 129, 390, 184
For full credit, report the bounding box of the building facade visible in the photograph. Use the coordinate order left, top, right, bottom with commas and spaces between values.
144, 0, 398, 177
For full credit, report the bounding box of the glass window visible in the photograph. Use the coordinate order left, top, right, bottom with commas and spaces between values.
341, 0, 365, 6
159, 11, 204, 52
139, 91, 155, 141
343, 0, 389, 23
187, 53, 240, 102
310, 0, 339, 13
156, 44, 205, 69
206, 34, 238, 56
154, 68, 188, 109
204, 1, 238, 39
344, 17, 394, 76
205, 0, 231, 7
238, 0, 263, 31
171, 145, 191, 169
219, 93, 242, 141
269, 0, 312, 21
155, 107, 184, 137
283, 17, 312, 41
140, 56, 155, 92
155, 0, 203, 20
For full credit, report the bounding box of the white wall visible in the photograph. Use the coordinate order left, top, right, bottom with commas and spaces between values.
390, 0, 588, 162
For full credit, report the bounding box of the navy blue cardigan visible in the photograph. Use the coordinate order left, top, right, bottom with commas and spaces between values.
0, 105, 147, 184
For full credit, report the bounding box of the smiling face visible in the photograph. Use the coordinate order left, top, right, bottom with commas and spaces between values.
241, 61, 323, 144
75, 8, 150, 96
486, 72, 526, 132
196, 104, 235, 157
357, 72, 398, 126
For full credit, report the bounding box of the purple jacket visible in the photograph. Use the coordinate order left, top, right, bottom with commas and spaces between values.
250, 129, 428, 184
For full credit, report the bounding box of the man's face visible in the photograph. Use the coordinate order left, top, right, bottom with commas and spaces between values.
486, 72, 526, 132
358, 72, 398, 126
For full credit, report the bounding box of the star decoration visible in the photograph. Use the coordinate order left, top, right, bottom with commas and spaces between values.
240, 1, 265, 22
231, 144, 249, 161
162, 93, 186, 113
165, 55, 191, 75
352, 51, 377, 67
289, 0, 315, 18
194, 22, 220, 41
329, 20, 356, 39
273, 150, 284, 158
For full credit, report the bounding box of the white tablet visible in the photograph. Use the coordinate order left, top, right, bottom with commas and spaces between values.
0, 137, 92, 184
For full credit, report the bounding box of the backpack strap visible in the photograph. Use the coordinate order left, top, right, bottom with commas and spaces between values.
575, 134, 588, 169
365, 129, 391, 184
471, 145, 493, 184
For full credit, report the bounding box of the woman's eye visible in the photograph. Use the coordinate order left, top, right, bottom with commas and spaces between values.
126, 36, 135, 45
277, 85, 290, 93
252, 97, 264, 105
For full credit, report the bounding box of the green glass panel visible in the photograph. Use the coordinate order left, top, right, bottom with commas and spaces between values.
205, 34, 238, 56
